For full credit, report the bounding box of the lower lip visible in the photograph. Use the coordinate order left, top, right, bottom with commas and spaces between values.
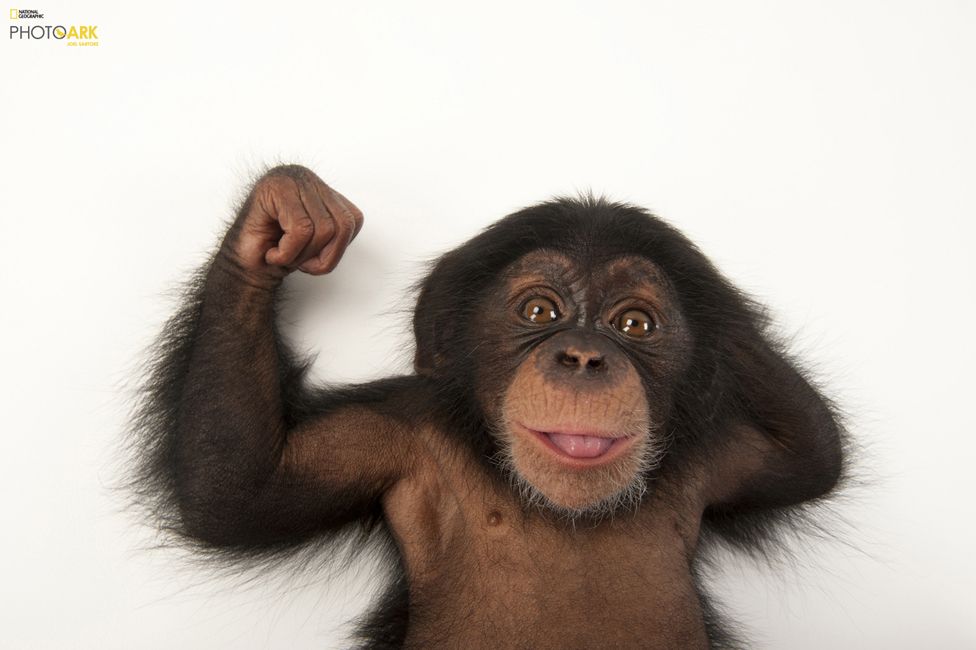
517, 424, 636, 467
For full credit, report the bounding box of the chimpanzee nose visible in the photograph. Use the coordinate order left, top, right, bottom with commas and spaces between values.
555, 345, 607, 374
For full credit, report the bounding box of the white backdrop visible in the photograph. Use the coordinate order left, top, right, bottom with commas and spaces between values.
2, 1, 974, 648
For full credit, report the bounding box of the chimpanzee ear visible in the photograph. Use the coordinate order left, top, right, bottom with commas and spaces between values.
414, 348, 436, 376
412, 256, 458, 377
412, 299, 438, 376
413, 320, 447, 376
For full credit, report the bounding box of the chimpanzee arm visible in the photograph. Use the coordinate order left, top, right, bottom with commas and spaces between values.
703, 333, 845, 520
141, 165, 414, 549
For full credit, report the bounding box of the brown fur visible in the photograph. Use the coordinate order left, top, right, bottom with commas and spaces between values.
136, 169, 845, 649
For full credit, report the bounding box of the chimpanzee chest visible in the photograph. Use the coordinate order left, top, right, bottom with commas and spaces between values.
382, 439, 708, 649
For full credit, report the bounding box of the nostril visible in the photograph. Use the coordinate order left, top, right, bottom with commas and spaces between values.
558, 352, 580, 368
556, 350, 606, 372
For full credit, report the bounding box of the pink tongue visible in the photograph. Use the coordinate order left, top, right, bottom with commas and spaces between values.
546, 432, 614, 458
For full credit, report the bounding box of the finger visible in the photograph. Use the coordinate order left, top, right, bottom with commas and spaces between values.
299, 214, 353, 274
300, 184, 359, 275
314, 181, 364, 240
264, 180, 315, 267
331, 188, 365, 239
292, 179, 338, 269
300, 209, 357, 275
305, 233, 350, 275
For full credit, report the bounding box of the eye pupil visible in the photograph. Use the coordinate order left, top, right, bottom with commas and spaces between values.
521, 297, 559, 323
615, 310, 654, 338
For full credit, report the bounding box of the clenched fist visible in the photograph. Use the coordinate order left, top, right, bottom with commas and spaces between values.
222, 165, 363, 280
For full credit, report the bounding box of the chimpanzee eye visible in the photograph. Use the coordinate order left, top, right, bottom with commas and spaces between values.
520, 297, 560, 323
613, 309, 655, 338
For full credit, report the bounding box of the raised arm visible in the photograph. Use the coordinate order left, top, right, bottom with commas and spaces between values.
700, 332, 846, 542
136, 165, 416, 550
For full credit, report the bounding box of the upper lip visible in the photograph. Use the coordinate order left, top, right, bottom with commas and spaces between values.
518, 423, 629, 439
512, 421, 639, 466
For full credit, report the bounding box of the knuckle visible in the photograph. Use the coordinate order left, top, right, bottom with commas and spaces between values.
255, 175, 289, 202
345, 219, 358, 240
264, 164, 312, 181
260, 173, 283, 190
312, 175, 331, 191
319, 217, 338, 240
292, 218, 315, 236
256, 167, 317, 200
344, 212, 359, 236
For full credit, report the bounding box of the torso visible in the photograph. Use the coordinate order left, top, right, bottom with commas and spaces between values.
382, 425, 710, 649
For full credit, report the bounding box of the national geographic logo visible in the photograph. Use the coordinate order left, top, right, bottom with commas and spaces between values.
9, 8, 99, 47
10, 8, 42, 18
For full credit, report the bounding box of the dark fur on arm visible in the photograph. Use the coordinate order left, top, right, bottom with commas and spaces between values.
126, 244, 417, 558
697, 309, 848, 553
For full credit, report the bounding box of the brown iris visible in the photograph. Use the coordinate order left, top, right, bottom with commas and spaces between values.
614, 309, 654, 338
520, 296, 560, 323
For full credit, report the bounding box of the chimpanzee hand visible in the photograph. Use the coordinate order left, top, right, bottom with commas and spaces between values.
223, 165, 364, 280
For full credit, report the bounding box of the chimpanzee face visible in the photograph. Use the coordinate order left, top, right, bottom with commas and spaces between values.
473, 250, 692, 517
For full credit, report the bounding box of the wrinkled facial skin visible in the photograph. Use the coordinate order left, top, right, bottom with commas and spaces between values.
474, 250, 692, 518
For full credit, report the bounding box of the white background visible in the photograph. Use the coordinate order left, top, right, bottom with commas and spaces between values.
1, 1, 974, 648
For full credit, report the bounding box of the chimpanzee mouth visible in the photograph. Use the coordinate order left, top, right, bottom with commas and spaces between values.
545, 431, 615, 457
514, 422, 638, 466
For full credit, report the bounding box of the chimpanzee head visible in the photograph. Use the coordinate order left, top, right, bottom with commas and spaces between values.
414, 197, 773, 518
